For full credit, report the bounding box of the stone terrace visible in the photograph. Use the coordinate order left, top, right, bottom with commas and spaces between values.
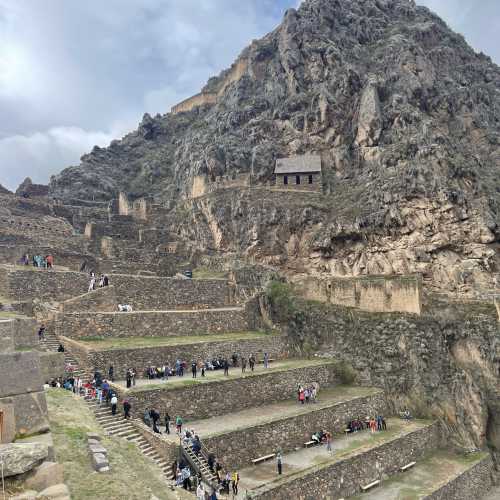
56, 307, 249, 339
61, 331, 284, 380
110, 360, 336, 420
351, 450, 493, 500
167, 386, 386, 469
0, 265, 234, 308
237, 419, 440, 499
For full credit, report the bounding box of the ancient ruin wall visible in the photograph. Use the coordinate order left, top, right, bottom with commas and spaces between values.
171, 92, 217, 114
66, 334, 285, 381
206, 391, 386, 469
252, 423, 441, 500
56, 308, 249, 339
1, 267, 233, 309
111, 363, 337, 420
298, 275, 422, 315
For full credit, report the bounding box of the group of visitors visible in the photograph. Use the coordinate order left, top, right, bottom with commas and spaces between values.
346, 415, 387, 433
311, 430, 333, 451
88, 272, 109, 292
19, 253, 54, 268
297, 383, 319, 404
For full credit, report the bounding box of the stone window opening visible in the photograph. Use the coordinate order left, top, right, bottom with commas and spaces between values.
284, 175, 288, 185
296, 175, 301, 185
308, 175, 313, 184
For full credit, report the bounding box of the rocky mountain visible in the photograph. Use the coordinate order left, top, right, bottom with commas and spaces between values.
49, 0, 500, 294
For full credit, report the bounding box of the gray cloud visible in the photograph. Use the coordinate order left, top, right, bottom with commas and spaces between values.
0, 0, 497, 190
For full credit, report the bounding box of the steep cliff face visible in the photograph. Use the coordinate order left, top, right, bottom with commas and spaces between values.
49, 0, 500, 293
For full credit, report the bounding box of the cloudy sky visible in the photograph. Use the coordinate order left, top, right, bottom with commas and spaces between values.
0, 0, 498, 190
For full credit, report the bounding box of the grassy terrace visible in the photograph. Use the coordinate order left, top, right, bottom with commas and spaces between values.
46, 389, 184, 500
119, 358, 332, 392
79, 330, 276, 350
351, 450, 489, 500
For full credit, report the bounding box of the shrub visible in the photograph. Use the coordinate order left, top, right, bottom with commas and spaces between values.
333, 360, 357, 385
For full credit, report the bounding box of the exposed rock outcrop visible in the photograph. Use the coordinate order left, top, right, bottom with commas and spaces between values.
48, 0, 500, 295
0, 443, 48, 477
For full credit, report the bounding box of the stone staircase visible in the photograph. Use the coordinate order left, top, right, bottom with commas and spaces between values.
41, 330, 88, 380
181, 441, 218, 485
85, 398, 176, 482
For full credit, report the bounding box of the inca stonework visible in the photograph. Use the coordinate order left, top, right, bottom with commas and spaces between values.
1, 0, 499, 498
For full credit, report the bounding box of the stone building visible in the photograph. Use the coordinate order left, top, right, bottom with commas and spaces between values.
274, 154, 322, 191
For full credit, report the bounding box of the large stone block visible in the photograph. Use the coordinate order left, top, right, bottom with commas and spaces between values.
0, 443, 48, 477
25, 461, 64, 491
0, 392, 50, 436
0, 402, 15, 443
36, 483, 70, 500
0, 352, 43, 397
91, 452, 109, 471
39, 352, 65, 382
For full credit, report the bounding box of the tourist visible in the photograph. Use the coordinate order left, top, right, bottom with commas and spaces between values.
299, 387, 305, 405
110, 393, 118, 415
382, 417, 387, 430
370, 417, 376, 433
103, 274, 109, 286
108, 365, 114, 382
37, 324, 46, 341
57, 343, 65, 352
165, 412, 171, 434
264, 352, 269, 368
176, 415, 183, 433
222, 473, 230, 495
88, 276, 96, 292
98, 275, 105, 287
208, 488, 217, 500
249, 354, 255, 372
46, 254, 53, 269
208, 453, 215, 472
196, 482, 205, 500
326, 431, 332, 452
192, 435, 201, 455
191, 361, 197, 378
198, 360, 205, 377
126, 369, 132, 388
241, 357, 247, 373
223, 358, 229, 376
215, 461, 222, 483
152, 409, 161, 433
276, 451, 283, 475
123, 399, 131, 419
231, 352, 238, 367
181, 466, 192, 491
144, 408, 152, 427
231, 471, 239, 495
131, 367, 136, 386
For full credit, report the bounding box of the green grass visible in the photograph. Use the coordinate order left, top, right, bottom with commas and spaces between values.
79, 331, 275, 350
128, 358, 332, 392
46, 388, 178, 500
0, 311, 25, 319
192, 267, 228, 279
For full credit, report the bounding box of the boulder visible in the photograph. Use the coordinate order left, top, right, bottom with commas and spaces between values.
91, 452, 109, 471
10, 491, 38, 500
25, 461, 64, 491
86, 432, 101, 441
36, 483, 70, 499
0, 443, 48, 477
88, 444, 107, 455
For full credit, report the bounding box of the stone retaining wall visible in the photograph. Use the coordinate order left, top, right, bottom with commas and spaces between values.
424, 454, 494, 500
132, 419, 179, 465
206, 391, 386, 469
0, 267, 233, 308
63, 334, 284, 380
113, 363, 337, 421
56, 308, 249, 339
251, 422, 441, 499
61, 286, 117, 313
0, 317, 37, 352
39, 352, 65, 382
